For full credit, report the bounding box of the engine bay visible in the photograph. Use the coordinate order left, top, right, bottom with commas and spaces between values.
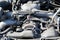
0, 0, 60, 40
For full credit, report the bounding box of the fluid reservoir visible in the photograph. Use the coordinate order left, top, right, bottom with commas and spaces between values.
21, 1, 40, 11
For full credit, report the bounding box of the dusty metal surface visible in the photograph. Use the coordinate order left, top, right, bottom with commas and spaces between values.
0, 0, 60, 40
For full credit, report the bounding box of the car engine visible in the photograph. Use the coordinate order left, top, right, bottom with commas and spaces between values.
0, 0, 60, 40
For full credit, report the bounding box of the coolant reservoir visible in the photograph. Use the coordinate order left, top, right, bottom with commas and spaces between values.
21, 1, 40, 11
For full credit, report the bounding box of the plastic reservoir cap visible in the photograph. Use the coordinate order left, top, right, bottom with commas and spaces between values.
41, 27, 57, 38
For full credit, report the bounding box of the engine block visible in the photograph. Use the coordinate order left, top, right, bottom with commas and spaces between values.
0, 0, 60, 40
